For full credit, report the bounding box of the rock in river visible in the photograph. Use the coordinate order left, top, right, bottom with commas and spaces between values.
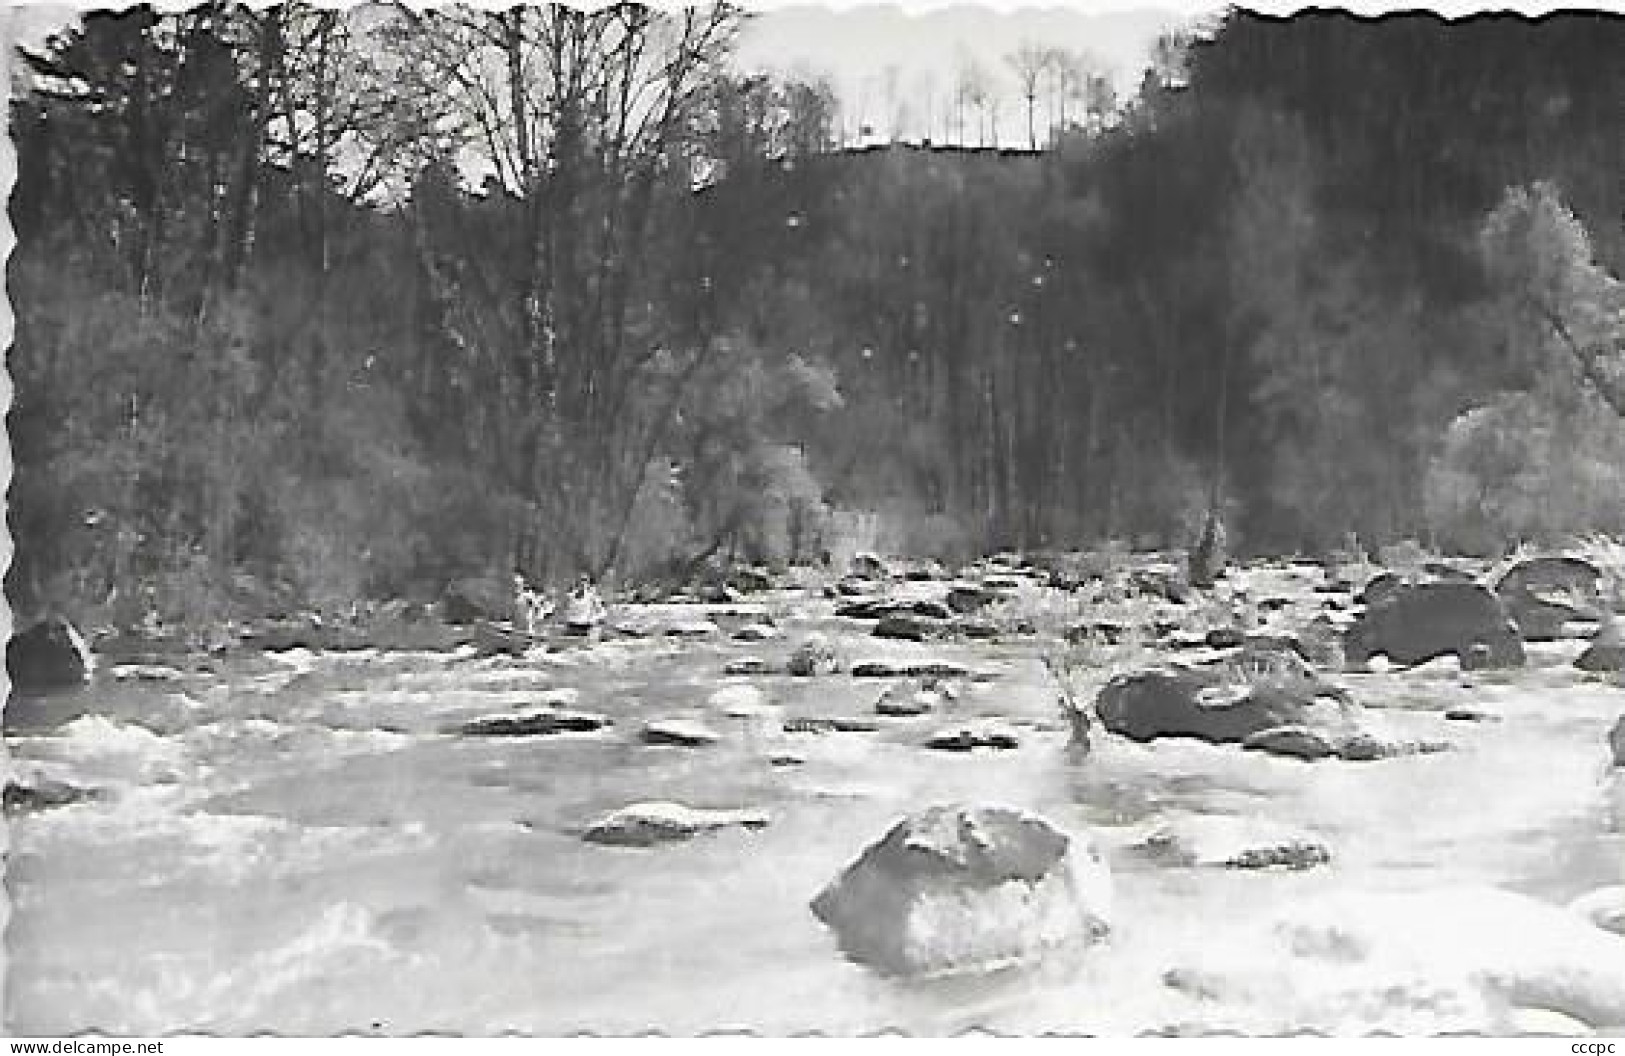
873, 613, 941, 642
732, 623, 782, 643
1095, 667, 1321, 745
640, 719, 723, 747
1136, 812, 1332, 870
783, 716, 880, 734
787, 636, 840, 677
1344, 582, 1524, 669
851, 659, 974, 679
3, 778, 100, 814
1242, 724, 1338, 761
876, 681, 945, 717
583, 801, 770, 847
1496, 555, 1603, 610
1611, 715, 1625, 768
8, 618, 94, 692
810, 804, 1111, 977
922, 720, 1020, 752
458, 708, 612, 737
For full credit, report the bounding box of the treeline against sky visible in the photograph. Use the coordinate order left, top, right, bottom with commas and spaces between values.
8, 4, 1623, 630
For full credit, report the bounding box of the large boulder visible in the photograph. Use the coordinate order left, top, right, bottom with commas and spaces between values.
1095, 667, 1324, 745
7, 618, 94, 692
1506, 596, 1580, 642
810, 805, 1111, 977
1359, 571, 1405, 608
1497, 556, 1603, 642
1344, 582, 1524, 669
1496, 555, 1603, 608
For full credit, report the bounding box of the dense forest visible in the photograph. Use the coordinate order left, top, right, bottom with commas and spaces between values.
6, 4, 1623, 636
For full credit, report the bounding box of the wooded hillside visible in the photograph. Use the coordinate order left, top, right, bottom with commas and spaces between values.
8, 4, 1623, 632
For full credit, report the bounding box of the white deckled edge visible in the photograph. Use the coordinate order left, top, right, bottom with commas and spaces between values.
0, 3, 18, 1026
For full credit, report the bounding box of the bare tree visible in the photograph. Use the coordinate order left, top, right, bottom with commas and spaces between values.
380, 3, 745, 576
1006, 41, 1047, 150
952, 52, 990, 146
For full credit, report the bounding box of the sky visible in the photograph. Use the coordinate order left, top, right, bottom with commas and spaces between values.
735, 5, 1203, 143
6, 0, 1618, 147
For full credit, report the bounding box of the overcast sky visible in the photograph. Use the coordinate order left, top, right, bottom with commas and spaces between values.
6, 0, 1617, 146
736, 4, 1203, 142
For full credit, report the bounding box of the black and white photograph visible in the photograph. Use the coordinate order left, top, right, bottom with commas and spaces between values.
1, 0, 1623, 1036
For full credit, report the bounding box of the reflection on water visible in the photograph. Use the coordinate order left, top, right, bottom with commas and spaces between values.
5, 631, 1623, 1035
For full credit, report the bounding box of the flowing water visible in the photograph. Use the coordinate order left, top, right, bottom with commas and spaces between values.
4, 600, 1624, 1035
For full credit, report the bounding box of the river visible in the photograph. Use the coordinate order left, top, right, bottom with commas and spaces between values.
5, 591, 1623, 1035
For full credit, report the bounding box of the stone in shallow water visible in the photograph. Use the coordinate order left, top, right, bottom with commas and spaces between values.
922, 720, 1020, 752
732, 623, 782, 642
639, 719, 722, 747
723, 657, 774, 676
1242, 724, 1337, 761
787, 637, 840, 677
582, 801, 769, 846
783, 716, 879, 734
810, 804, 1111, 977
872, 613, 941, 642
3, 779, 100, 814
1136, 813, 1332, 871
1344, 581, 1524, 669
1612, 715, 1625, 768
876, 681, 943, 717
458, 708, 611, 737
851, 659, 974, 679
1096, 667, 1310, 744
1333, 731, 1450, 761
